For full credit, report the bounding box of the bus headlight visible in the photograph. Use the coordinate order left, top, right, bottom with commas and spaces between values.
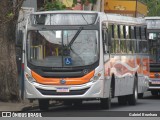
90, 72, 101, 82
25, 73, 36, 83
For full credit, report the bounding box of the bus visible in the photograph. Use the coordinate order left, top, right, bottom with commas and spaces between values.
145, 17, 160, 96
23, 11, 149, 110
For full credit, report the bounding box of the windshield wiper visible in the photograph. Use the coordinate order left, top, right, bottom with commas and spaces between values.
67, 27, 83, 48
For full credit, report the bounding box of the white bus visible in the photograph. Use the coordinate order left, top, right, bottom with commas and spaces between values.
145, 17, 160, 96
23, 11, 149, 110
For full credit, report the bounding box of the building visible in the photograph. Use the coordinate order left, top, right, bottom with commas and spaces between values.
104, 0, 148, 17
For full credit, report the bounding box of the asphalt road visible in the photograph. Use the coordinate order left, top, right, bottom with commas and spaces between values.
25, 91, 160, 117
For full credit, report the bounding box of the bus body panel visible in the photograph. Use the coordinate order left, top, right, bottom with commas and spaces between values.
145, 17, 160, 93
25, 77, 104, 99
104, 54, 149, 96
23, 11, 149, 104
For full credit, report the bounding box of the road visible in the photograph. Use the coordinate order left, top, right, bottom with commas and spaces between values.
24, 91, 160, 117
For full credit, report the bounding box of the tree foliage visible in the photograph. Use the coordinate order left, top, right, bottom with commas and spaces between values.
43, 0, 66, 10
139, 0, 160, 16
73, 0, 97, 4
43, 0, 97, 10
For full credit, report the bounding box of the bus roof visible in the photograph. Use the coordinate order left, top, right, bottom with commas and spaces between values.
29, 11, 146, 26
145, 17, 160, 29
105, 14, 146, 25
145, 17, 160, 20
31, 10, 99, 15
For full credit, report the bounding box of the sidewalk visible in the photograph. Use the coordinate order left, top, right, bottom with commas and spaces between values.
0, 100, 35, 111
0, 100, 62, 111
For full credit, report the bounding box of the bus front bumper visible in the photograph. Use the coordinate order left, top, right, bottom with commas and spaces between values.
148, 79, 160, 90
24, 79, 105, 99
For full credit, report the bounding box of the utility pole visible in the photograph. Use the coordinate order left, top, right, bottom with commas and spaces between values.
135, 0, 137, 17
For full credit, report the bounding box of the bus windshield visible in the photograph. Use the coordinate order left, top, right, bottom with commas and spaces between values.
27, 29, 99, 67
149, 32, 160, 63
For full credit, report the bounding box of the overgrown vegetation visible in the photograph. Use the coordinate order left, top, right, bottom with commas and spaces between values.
43, 0, 97, 10
139, 0, 160, 16
43, 0, 66, 10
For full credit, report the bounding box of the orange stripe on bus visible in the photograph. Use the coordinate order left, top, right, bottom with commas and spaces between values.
31, 70, 95, 85
150, 72, 160, 78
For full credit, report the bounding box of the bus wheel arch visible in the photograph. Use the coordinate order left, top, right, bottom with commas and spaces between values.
135, 72, 144, 98
100, 74, 115, 109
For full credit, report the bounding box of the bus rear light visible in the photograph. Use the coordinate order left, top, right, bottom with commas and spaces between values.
25, 73, 36, 83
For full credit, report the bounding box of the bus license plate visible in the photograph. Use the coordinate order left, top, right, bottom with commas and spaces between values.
56, 88, 69, 92
152, 81, 160, 84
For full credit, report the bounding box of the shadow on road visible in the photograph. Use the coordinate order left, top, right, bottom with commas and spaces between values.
22, 92, 159, 112
143, 95, 160, 100
22, 100, 147, 112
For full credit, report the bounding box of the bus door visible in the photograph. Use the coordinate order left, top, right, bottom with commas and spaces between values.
102, 22, 111, 77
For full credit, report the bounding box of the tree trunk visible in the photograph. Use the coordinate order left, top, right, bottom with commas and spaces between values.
0, 22, 20, 102
83, 0, 102, 11
92, 0, 102, 11
0, 0, 21, 102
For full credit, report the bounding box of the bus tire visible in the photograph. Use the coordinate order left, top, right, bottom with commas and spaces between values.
38, 99, 49, 111
151, 91, 158, 96
138, 93, 143, 99
127, 76, 138, 105
100, 86, 111, 109
118, 96, 127, 105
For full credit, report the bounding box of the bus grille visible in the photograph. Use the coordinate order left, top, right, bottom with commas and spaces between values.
36, 88, 89, 95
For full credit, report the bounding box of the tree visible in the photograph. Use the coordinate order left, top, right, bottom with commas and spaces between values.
0, 0, 24, 102
43, 0, 66, 11
73, 0, 100, 11
41, 0, 103, 11
139, 0, 160, 16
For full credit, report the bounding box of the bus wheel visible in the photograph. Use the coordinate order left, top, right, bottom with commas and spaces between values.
151, 91, 158, 96
100, 87, 111, 109
38, 99, 49, 111
127, 77, 138, 105
138, 93, 143, 99
118, 96, 127, 105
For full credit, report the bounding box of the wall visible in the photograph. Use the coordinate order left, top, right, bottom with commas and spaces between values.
104, 0, 147, 17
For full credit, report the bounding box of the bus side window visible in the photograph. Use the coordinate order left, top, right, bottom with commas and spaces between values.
114, 25, 120, 53
145, 27, 147, 40
137, 26, 143, 53
108, 25, 112, 50
125, 26, 131, 54
126, 39, 131, 54
111, 25, 115, 53
120, 25, 126, 53
132, 26, 138, 53
136, 27, 140, 39
102, 22, 108, 54
139, 27, 142, 39
141, 26, 148, 53
141, 26, 146, 40
131, 40, 136, 53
